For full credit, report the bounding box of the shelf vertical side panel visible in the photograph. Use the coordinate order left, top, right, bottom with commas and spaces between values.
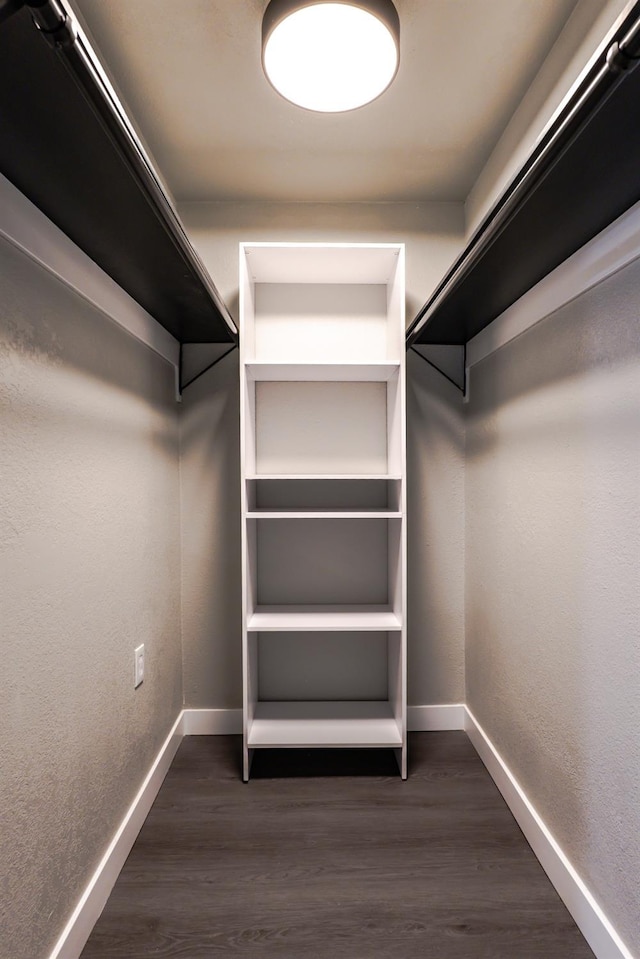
388, 631, 403, 737
387, 370, 403, 477
388, 518, 403, 622
245, 519, 258, 620
240, 244, 255, 780
243, 378, 257, 478
387, 245, 405, 360
240, 244, 256, 360
391, 245, 407, 777
247, 632, 258, 727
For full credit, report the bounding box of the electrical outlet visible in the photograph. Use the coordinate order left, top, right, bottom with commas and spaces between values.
134, 644, 145, 688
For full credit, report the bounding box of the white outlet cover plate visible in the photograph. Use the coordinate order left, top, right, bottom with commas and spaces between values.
134, 644, 145, 688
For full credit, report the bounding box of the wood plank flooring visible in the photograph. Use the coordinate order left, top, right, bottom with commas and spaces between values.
80, 732, 595, 958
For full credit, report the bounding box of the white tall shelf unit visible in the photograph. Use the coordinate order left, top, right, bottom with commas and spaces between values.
239, 242, 406, 781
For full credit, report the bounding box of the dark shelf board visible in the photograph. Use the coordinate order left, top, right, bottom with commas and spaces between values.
409, 3, 640, 347
0, 5, 235, 345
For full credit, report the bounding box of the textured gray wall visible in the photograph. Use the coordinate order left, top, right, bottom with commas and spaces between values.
407, 352, 465, 704
0, 238, 182, 959
466, 258, 640, 955
179, 348, 242, 708
179, 201, 466, 709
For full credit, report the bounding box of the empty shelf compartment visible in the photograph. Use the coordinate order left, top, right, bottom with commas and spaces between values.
247, 476, 402, 512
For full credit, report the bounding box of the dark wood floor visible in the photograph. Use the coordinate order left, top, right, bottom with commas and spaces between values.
80, 732, 594, 958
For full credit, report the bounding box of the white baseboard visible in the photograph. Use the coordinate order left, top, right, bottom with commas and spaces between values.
464, 707, 633, 959
48, 711, 184, 959
407, 703, 466, 730
181, 705, 465, 735
182, 707, 243, 735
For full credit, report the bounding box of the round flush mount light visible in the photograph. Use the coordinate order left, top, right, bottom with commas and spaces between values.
262, 0, 400, 113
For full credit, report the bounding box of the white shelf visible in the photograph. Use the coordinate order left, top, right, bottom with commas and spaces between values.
246, 510, 402, 519
247, 474, 402, 481
247, 605, 402, 632
246, 362, 400, 382
248, 701, 403, 748
241, 243, 403, 285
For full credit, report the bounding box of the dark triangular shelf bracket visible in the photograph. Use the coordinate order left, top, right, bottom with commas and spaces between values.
179, 344, 238, 396
410, 345, 466, 394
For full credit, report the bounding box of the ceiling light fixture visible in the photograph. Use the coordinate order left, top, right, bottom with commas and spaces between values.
262, 0, 400, 113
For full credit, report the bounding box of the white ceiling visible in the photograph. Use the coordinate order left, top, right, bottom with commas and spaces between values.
70, 0, 585, 204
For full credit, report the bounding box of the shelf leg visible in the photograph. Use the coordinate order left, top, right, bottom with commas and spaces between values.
395, 745, 407, 780
243, 745, 254, 782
